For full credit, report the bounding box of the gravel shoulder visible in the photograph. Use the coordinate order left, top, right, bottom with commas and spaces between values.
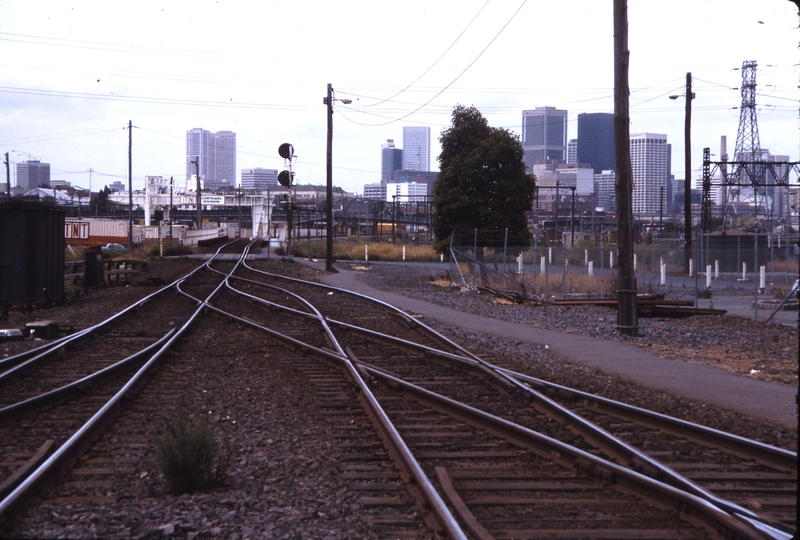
342, 261, 798, 386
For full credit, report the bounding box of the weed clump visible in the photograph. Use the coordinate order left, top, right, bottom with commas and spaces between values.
155, 415, 231, 494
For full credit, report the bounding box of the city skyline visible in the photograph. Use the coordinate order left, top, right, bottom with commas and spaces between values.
0, 1, 796, 195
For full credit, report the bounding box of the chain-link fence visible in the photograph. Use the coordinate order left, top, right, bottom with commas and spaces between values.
448, 234, 799, 300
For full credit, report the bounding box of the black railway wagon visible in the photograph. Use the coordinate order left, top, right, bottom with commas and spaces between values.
0, 201, 65, 306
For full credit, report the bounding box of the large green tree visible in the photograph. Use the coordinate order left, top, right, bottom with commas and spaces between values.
432, 105, 536, 253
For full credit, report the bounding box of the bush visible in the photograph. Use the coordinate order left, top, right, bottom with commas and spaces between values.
155, 415, 231, 494
146, 243, 192, 258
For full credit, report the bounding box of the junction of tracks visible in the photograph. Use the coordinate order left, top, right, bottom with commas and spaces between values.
0, 240, 796, 539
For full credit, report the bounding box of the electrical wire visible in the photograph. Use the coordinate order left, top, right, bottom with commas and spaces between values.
339, 0, 528, 127
0, 85, 312, 110
361, 0, 491, 108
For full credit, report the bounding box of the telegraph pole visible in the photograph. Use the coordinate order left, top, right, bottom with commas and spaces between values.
613, 0, 638, 336
4, 152, 10, 201
683, 72, 693, 274
128, 120, 133, 246
326, 83, 334, 271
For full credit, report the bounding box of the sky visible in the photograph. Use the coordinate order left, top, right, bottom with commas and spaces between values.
0, 0, 797, 195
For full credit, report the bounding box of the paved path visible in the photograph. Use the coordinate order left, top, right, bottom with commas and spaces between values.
312, 261, 797, 429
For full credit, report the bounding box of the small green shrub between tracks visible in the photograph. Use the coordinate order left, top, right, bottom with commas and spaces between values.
155, 415, 231, 494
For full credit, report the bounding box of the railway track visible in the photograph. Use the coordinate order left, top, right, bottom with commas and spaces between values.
0, 246, 795, 538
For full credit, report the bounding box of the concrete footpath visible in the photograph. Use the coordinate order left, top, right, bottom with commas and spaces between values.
311, 262, 797, 429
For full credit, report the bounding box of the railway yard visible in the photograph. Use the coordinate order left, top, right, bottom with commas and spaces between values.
0, 240, 796, 539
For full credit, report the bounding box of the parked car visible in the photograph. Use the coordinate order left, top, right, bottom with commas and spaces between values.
102, 243, 126, 252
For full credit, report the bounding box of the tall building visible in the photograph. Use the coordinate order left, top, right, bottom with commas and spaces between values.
213, 131, 237, 191
381, 139, 404, 183
567, 139, 578, 164
630, 133, 669, 216
402, 126, 431, 172
16, 160, 51, 189
185, 128, 237, 191
521, 106, 567, 172
577, 113, 614, 174
186, 128, 214, 191
241, 168, 278, 191
594, 170, 616, 212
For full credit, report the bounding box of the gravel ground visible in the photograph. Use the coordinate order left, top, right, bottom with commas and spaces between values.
343, 261, 799, 386
0, 256, 796, 540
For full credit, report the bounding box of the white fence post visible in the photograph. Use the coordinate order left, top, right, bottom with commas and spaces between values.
706, 265, 712, 289
588, 261, 594, 276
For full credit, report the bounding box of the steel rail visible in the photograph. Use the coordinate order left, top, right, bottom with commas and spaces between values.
218, 264, 788, 537
0, 241, 246, 521
200, 302, 469, 539
359, 362, 777, 540
237, 262, 794, 535
327, 312, 791, 536
498, 367, 798, 472
0, 247, 217, 378
0, 328, 177, 424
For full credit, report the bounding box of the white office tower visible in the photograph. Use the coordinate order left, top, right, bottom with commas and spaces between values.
402, 126, 431, 172
630, 133, 669, 216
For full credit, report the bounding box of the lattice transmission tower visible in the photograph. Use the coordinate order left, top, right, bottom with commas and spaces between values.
728, 60, 765, 222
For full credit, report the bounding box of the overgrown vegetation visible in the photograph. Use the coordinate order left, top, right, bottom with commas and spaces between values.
280, 239, 441, 262
155, 414, 231, 494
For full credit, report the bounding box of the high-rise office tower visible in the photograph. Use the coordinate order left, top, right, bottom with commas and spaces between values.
577, 113, 614, 174
521, 106, 567, 172
567, 139, 578, 164
16, 160, 51, 189
185, 128, 237, 191
213, 131, 237, 191
630, 133, 669, 216
186, 128, 214, 191
381, 139, 404, 183
402, 126, 431, 172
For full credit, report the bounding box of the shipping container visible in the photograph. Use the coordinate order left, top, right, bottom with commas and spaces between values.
0, 201, 65, 306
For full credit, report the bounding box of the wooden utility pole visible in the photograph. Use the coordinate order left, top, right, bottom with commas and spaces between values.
326, 83, 334, 271
683, 72, 693, 274
128, 120, 133, 246
613, 0, 638, 336
4, 152, 10, 201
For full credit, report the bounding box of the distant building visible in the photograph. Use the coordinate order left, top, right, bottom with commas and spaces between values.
594, 170, 616, 212
213, 130, 237, 191
630, 133, 669, 216
16, 160, 50, 189
392, 170, 438, 196
386, 182, 428, 203
577, 113, 615, 174
521, 106, 568, 172
109, 181, 126, 192
185, 128, 237, 192
567, 139, 578, 164
241, 168, 278, 191
402, 126, 431, 172
363, 182, 387, 200
381, 139, 403, 184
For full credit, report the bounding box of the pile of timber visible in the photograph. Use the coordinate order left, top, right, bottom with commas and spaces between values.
477, 287, 726, 317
